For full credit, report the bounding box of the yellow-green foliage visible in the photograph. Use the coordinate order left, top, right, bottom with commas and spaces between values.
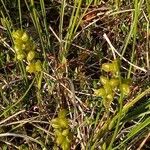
51, 109, 72, 150
12, 29, 42, 74
94, 60, 130, 110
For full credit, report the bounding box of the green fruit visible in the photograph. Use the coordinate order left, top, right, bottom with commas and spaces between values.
106, 93, 114, 101
102, 63, 111, 72
35, 60, 42, 72
26, 63, 35, 73
17, 53, 25, 60
54, 129, 62, 136
21, 32, 29, 42
12, 30, 23, 39
51, 118, 61, 129
14, 44, 22, 53
51, 117, 69, 129
59, 118, 69, 129
62, 129, 69, 136
100, 76, 109, 85
22, 43, 26, 50
56, 134, 65, 145
109, 78, 119, 88
111, 60, 119, 75
27, 51, 35, 62
103, 84, 112, 94
102, 60, 119, 75
103, 98, 111, 109
14, 39, 24, 48
61, 140, 70, 150
94, 88, 106, 98
120, 83, 130, 95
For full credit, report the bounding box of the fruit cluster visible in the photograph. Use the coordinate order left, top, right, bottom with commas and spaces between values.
12, 29, 42, 73
51, 110, 72, 150
94, 60, 130, 109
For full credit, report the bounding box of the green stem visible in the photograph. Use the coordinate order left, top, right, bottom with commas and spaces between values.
21, 61, 28, 84
40, 0, 51, 50
64, 0, 82, 53
58, 0, 65, 61
35, 72, 43, 105
107, 93, 123, 150
18, 0, 22, 29
108, 60, 124, 149
127, 0, 142, 78
30, 0, 46, 58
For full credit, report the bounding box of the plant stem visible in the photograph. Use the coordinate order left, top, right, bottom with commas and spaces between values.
18, 0, 22, 29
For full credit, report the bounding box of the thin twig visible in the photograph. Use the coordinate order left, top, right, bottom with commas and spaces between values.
137, 132, 150, 150
49, 26, 61, 43
103, 33, 147, 73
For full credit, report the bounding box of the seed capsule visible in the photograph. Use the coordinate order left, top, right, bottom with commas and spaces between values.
103, 84, 112, 94
14, 44, 22, 53
21, 32, 29, 42
102, 63, 111, 72
100, 76, 109, 85
17, 53, 25, 61
111, 60, 119, 76
26, 63, 35, 73
62, 141, 70, 150
35, 60, 42, 72
120, 83, 130, 95
56, 134, 65, 145
106, 93, 114, 101
27, 51, 35, 62
109, 78, 119, 88
12, 30, 23, 39
51, 118, 61, 129
58, 118, 69, 129
62, 129, 69, 136
94, 88, 106, 98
